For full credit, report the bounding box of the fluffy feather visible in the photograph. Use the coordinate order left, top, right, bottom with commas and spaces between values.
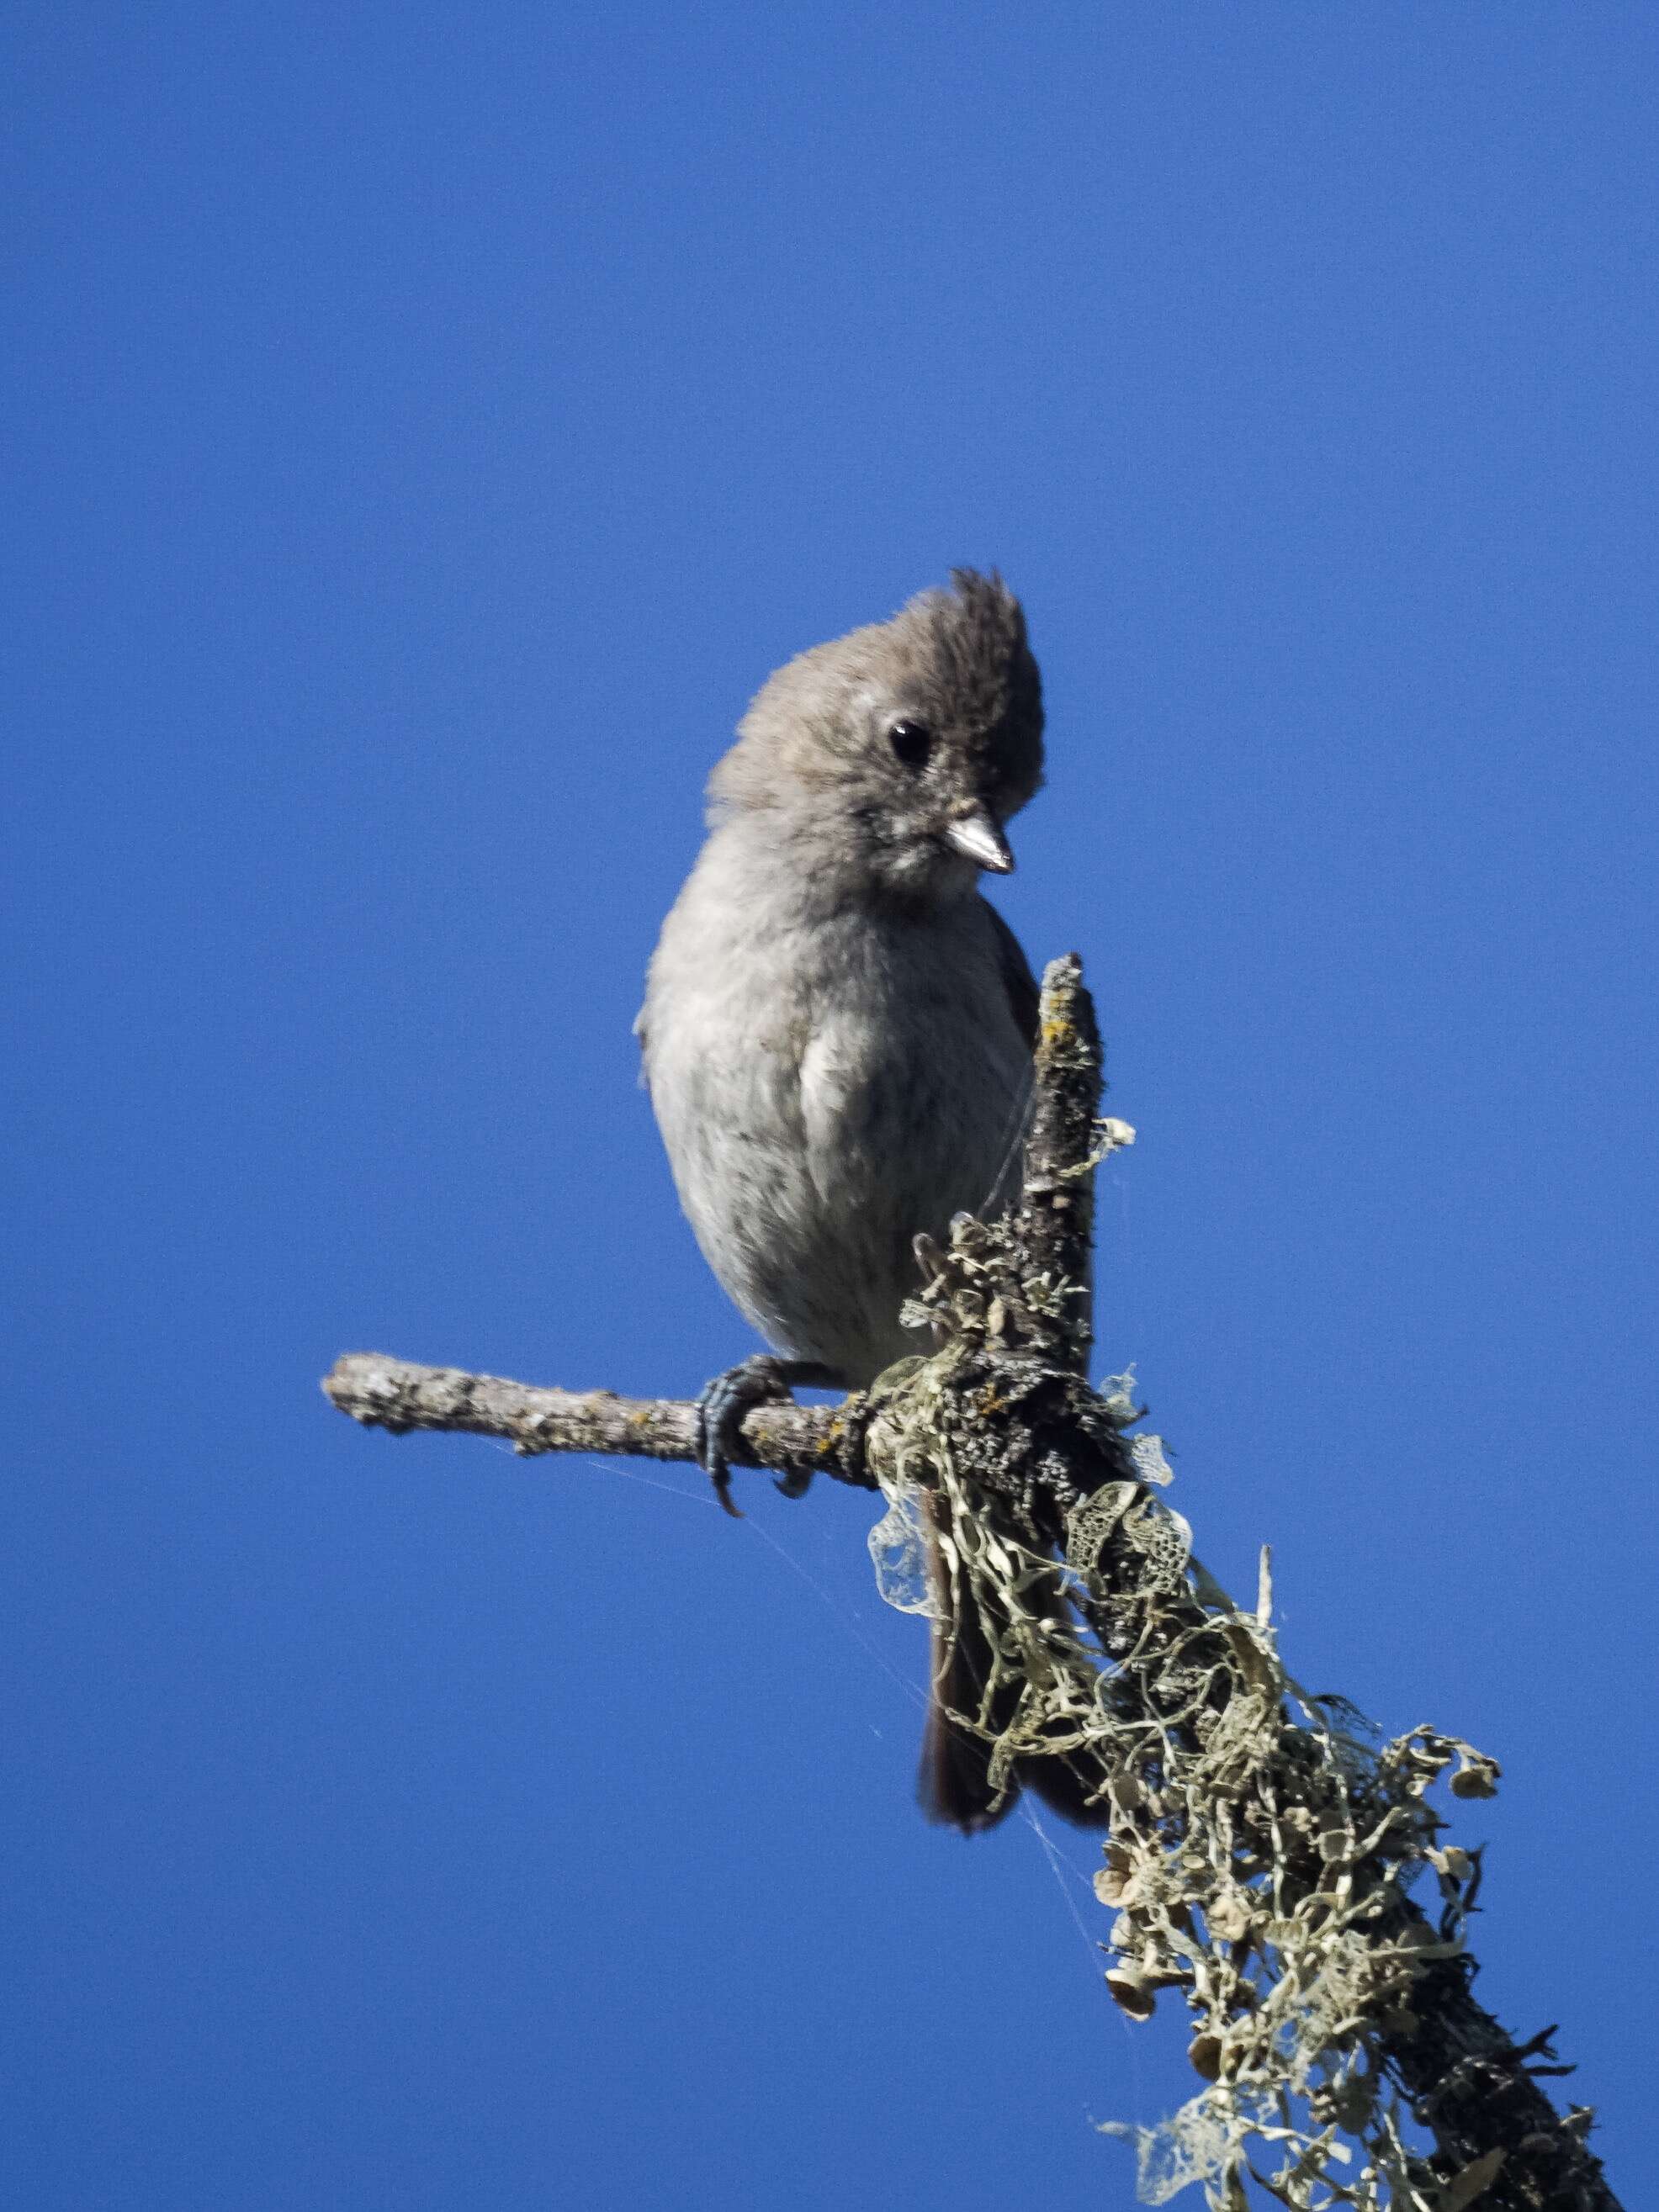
640, 572, 1098, 1831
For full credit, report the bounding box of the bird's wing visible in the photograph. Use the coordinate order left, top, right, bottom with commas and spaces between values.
983, 899, 1041, 1049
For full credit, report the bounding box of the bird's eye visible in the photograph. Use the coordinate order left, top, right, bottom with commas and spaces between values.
888, 719, 934, 770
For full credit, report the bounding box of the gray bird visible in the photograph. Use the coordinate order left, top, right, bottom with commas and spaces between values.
638, 570, 1103, 1833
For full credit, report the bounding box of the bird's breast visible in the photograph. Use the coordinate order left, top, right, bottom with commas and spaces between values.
641, 862, 1031, 1381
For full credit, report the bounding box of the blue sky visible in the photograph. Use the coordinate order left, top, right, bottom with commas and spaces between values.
8, 6, 1656, 2207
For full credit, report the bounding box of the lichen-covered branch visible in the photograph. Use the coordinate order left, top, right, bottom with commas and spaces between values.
321, 955, 1620, 2212
1017, 950, 1106, 1375
1388, 1948, 1609, 2212
1050, 1469, 1617, 2212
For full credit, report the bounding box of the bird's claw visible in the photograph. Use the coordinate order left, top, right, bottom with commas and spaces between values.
693, 1355, 844, 1515
693, 1356, 794, 1517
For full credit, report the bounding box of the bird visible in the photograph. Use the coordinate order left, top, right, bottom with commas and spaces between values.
637, 570, 1105, 1833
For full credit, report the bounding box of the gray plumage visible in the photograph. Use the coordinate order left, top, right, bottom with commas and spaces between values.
639, 571, 1101, 1832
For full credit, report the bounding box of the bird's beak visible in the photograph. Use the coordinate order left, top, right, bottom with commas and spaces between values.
946, 803, 1015, 874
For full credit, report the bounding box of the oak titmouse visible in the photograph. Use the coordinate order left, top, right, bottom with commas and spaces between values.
639, 571, 1103, 1833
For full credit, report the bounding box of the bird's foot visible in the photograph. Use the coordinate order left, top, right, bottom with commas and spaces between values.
694, 1356, 844, 1516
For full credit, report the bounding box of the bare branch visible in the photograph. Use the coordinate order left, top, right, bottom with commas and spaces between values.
322, 1352, 877, 1490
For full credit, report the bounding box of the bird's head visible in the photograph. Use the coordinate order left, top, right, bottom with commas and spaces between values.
708, 569, 1045, 904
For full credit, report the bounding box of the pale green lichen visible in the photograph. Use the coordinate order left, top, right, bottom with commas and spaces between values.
869, 1204, 1499, 2211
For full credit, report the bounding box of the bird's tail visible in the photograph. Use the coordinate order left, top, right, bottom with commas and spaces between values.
916, 1495, 1109, 1834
